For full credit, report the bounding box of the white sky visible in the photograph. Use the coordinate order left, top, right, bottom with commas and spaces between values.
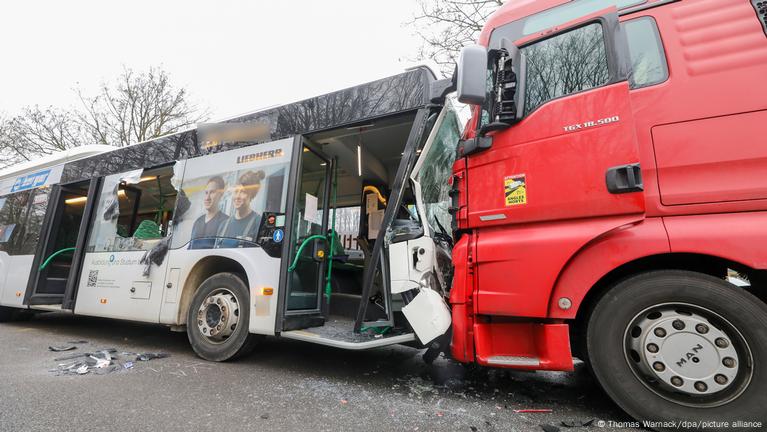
0, 0, 427, 120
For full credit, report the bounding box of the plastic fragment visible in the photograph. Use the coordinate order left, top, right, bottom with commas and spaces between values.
76, 365, 89, 375
124, 361, 134, 369
136, 353, 169, 361
561, 419, 594, 428
48, 345, 77, 352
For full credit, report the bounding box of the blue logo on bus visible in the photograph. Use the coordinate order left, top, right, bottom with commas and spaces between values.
272, 229, 284, 243
11, 169, 51, 193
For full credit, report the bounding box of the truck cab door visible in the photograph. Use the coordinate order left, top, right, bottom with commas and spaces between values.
465, 8, 646, 318
468, 7, 645, 228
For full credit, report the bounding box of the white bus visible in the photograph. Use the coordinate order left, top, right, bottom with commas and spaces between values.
0, 68, 460, 361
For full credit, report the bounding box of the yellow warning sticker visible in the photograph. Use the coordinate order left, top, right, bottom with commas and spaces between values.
504, 174, 527, 206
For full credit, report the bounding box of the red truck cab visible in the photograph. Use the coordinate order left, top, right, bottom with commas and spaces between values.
451, 0, 767, 426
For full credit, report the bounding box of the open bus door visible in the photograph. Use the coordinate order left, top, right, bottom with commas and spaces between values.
278, 136, 334, 331
24, 178, 100, 307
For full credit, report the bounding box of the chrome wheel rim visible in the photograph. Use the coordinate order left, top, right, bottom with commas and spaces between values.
623, 302, 753, 407
196, 288, 240, 344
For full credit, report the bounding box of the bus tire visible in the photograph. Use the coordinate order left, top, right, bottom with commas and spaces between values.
587, 270, 766, 430
0, 306, 27, 322
186, 272, 259, 361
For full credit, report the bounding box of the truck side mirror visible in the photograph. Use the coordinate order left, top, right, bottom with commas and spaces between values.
457, 45, 487, 105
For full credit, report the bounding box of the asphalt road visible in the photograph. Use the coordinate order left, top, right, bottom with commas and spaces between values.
0, 312, 641, 432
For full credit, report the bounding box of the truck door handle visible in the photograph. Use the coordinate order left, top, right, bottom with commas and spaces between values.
606, 163, 643, 194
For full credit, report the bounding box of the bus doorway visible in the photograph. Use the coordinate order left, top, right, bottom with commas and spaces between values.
24, 178, 99, 307
280, 138, 333, 330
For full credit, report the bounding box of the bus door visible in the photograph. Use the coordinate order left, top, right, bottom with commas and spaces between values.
24, 178, 99, 307
278, 136, 333, 331
71, 163, 183, 322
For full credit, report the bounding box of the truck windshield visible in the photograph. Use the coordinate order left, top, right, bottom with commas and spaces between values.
414, 106, 462, 237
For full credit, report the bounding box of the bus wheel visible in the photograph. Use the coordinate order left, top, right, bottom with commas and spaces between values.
186, 272, 259, 361
587, 270, 767, 427
0, 306, 29, 322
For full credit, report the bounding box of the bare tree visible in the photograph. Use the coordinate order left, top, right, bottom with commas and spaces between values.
412, 0, 503, 77
0, 106, 84, 167
77, 66, 209, 147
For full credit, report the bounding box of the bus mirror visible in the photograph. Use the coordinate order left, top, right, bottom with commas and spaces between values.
457, 45, 487, 105
389, 219, 424, 244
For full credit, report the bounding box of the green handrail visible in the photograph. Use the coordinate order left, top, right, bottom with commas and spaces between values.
287, 160, 339, 307
39, 247, 76, 271
287, 235, 328, 272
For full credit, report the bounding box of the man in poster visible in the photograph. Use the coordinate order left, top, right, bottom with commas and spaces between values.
190, 176, 229, 241
221, 170, 264, 242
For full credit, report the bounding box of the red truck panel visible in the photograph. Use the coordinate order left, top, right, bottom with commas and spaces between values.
664, 211, 767, 269
475, 214, 641, 318
548, 218, 670, 319
653, 110, 767, 206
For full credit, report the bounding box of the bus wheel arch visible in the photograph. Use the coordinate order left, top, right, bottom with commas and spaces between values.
177, 255, 249, 326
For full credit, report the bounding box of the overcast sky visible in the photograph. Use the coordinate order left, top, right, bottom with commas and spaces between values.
0, 0, 427, 120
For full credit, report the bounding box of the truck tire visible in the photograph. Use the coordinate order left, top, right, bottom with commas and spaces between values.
186, 272, 259, 361
587, 270, 766, 430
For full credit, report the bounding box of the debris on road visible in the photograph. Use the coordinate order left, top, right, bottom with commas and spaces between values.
47, 345, 168, 376
136, 353, 169, 361
514, 409, 553, 413
561, 419, 594, 427
48, 345, 77, 352
540, 424, 561, 432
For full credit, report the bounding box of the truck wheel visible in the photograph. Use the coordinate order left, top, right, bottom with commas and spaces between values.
587, 270, 766, 428
186, 273, 259, 361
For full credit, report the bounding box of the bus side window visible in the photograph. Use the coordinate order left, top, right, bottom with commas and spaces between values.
87, 165, 180, 253
0, 191, 32, 255
17, 188, 49, 255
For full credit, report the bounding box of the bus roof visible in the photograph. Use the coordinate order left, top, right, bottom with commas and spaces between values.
55, 67, 436, 186
0, 144, 115, 182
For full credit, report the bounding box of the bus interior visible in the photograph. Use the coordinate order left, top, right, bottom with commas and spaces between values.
284, 110, 424, 344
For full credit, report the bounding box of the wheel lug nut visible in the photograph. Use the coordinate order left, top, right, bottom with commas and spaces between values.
694, 381, 708, 392
715, 374, 728, 385
723, 357, 736, 368
671, 376, 683, 387
696, 324, 709, 334
647, 343, 659, 353
653, 362, 665, 372
715, 338, 729, 348
654, 327, 667, 337
672, 320, 685, 330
